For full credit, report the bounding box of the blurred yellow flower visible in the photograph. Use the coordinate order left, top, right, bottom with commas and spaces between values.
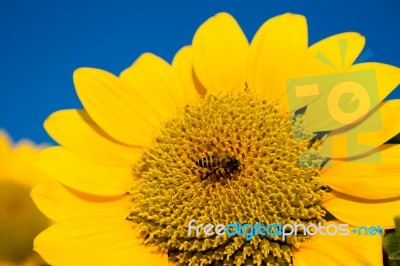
32, 13, 400, 265
0, 130, 49, 266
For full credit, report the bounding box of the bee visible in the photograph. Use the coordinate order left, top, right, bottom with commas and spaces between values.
195, 154, 241, 180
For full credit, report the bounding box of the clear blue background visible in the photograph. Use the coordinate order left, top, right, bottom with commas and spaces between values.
0, 0, 399, 144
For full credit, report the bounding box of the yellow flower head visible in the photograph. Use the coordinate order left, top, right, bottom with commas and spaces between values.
0, 130, 49, 266
32, 13, 400, 265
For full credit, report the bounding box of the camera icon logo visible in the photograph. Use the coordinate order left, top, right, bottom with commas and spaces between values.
287, 69, 381, 164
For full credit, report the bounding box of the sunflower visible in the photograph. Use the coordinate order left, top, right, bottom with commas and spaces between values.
0, 130, 50, 266
32, 13, 400, 266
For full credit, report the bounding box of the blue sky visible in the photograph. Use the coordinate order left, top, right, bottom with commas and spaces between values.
0, 0, 399, 144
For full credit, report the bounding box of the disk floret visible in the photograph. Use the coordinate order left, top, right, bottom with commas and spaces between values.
128, 89, 327, 265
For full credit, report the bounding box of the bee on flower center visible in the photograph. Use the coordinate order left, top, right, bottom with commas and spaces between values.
195, 154, 241, 180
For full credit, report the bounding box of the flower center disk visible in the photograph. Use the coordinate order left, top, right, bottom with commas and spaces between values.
128, 90, 327, 265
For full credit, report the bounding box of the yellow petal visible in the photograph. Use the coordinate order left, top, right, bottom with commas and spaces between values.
0, 132, 48, 186
171, 46, 204, 101
293, 221, 382, 266
351, 62, 400, 102
31, 181, 131, 222
301, 63, 400, 132
120, 53, 186, 118
93, 246, 168, 266
192, 12, 248, 94
322, 100, 400, 158
32, 147, 131, 196
300, 32, 365, 76
288, 33, 366, 112
247, 13, 307, 112
34, 216, 144, 266
45, 109, 143, 167
322, 191, 400, 228
0, 130, 11, 157
74, 67, 160, 146
323, 145, 400, 199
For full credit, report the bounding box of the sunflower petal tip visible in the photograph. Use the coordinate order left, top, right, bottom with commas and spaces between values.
203, 12, 238, 26
33, 231, 44, 250
43, 112, 56, 128
138, 52, 156, 60
281, 12, 304, 17
29, 185, 43, 211
73, 67, 89, 78
73, 67, 108, 83
271, 12, 307, 23
214, 12, 233, 19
